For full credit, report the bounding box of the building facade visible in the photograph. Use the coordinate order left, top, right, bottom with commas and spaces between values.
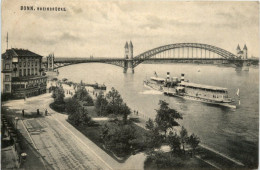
1, 48, 47, 99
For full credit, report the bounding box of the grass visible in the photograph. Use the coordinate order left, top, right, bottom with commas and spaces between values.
68, 118, 151, 163
144, 151, 212, 170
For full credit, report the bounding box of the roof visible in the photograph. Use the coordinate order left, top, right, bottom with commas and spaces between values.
129, 41, 133, 48
237, 51, 243, 54
236, 44, 241, 50
150, 76, 165, 82
180, 81, 227, 91
2, 48, 42, 59
125, 42, 129, 48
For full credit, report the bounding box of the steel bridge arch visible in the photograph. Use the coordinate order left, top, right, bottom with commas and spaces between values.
133, 43, 237, 67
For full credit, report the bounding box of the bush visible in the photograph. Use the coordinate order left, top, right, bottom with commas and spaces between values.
101, 122, 136, 157
145, 151, 185, 169
50, 102, 65, 112
66, 98, 92, 127
83, 95, 94, 106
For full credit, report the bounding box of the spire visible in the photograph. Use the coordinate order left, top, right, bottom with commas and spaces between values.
236, 44, 241, 50
125, 41, 129, 49
243, 44, 247, 50
129, 41, 133, 48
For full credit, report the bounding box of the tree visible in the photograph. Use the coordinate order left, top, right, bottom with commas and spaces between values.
74, 86, 89, 101
121, 103, 131, 124
95, 92, 108, 116
106, 87, 123, 115
145, 118, 155, 131
145, 119, 164, 149
155, 100, 183, 137
167, 131, 181, 153
187, 134, 200, 156
180, 126, 188, 152
101, 123, 136, 156
52, 86, 65, 104
66, 98, 92, 126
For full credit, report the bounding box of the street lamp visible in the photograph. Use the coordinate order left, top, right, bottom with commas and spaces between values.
15, 117, 19, 130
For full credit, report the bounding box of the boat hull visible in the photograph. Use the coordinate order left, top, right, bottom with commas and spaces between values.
144, 80, 236, 109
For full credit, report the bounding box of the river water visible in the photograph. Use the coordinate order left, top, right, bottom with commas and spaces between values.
58, 63, 259, 167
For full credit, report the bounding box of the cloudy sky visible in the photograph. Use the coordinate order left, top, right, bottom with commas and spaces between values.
2, 0, 259, 58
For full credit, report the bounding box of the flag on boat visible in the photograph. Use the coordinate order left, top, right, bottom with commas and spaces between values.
236, 88, 240, 96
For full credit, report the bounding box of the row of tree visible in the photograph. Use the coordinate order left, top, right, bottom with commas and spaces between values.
51, 85, 93, 126
95, 87, 131, 124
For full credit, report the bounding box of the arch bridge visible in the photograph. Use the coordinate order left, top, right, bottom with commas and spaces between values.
43, 43, 250, 73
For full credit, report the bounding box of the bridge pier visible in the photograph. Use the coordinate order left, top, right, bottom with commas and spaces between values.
123, 67, 127, 73
123, 60, 134, 73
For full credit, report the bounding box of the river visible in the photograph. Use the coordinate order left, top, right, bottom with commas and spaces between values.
57, 63, 259, 167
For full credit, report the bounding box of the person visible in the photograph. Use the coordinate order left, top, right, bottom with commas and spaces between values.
136, 111, 138, 115
45, 109, 48, 116
37, 109, 40, 115
22, 109, 25, 117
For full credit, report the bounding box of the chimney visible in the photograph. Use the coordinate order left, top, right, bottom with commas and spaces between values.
181, 73, 185, 82
167, 72, 170, 81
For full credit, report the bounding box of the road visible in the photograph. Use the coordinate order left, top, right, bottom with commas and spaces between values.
2, 91, 146, 170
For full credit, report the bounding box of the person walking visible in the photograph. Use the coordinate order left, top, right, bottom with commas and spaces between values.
45, 109, 48, 116
37, 109, 40, 115
22, 109, 25, 117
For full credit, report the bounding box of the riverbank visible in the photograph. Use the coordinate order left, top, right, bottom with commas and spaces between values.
1, 77, 250, 168
53, 80, 246, 169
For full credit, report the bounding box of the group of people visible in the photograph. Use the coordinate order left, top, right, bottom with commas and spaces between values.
66, 90, 73, 96
21, 109, 49, 117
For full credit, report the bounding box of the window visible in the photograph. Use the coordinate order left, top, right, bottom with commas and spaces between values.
5, 64, 10, 69
31, 69, 34, 75
19, 61, 22, 67
28, 62, 30, 67
23, 69, 26, 76
5, 84, 10, 92
35, 61, 37, 66
5, 75, 10, 81
28, 69, 30, 76
31, 62, 33, 66
19, 69, 22, 76
35, 68, 37, 75
23, 62, 26, 67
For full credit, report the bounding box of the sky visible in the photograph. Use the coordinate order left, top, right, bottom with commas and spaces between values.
2, 0, 259, 58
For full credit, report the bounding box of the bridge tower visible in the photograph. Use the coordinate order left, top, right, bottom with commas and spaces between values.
243, 44, 247, 59
123, 41, 134, 73
47, 53, 55, 71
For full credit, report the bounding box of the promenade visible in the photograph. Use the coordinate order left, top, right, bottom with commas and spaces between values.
2, 89, 146, 170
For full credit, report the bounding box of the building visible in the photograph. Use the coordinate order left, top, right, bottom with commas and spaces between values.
236, 44, 248, 59
1, 48, 47, 99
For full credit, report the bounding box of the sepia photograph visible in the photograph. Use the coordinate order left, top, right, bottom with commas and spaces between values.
1, 0, 259, 169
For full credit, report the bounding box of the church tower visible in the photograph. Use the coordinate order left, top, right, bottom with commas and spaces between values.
243, 44, 247, 59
